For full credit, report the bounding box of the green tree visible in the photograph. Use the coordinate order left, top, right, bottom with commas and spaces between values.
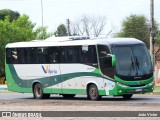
0, 9, 20, 22
116, 15, 151, 47
36, 26, 53, 39
155, 30, 160, 45
54, 24, 68, 37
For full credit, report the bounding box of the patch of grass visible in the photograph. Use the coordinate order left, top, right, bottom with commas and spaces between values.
0, 90, 9, 93
154, 86, 160, 91
0, 77, 5, 84
152, 92, 160, 95
151, 86, 160, 95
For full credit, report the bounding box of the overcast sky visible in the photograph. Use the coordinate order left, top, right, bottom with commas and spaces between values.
0, 0, 160, 35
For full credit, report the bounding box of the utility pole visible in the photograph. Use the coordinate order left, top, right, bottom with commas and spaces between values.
41, 0, 44, 40
150, 0, 155, 70
66, 18, 71, 36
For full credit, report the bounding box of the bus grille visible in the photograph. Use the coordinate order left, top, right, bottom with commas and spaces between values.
128, 85, 146, 87
126, 89, 148, 93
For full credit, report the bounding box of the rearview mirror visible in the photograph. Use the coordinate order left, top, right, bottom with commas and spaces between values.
107, 54, 116, 67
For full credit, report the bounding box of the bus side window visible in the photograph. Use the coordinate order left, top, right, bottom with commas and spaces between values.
81, 45, 97, 64
25, 48, 32, 64
59, 47, 66, 63
10, 49, 18, 64
40, 47, 49, 64
98, 45, 110, 58
81, 45, 88, 63
98, 45, 114, 78
59, 46, 76, 63
88, 45, 97, 63
74, 46, 81, 63
49, 47, 58, 63
31, 48, 37, 64
67, 47, 74, 63
17, 48, 26, 64
6, 49, 12, 64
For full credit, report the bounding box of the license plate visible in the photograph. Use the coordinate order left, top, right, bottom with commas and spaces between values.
136, 89, 142, 92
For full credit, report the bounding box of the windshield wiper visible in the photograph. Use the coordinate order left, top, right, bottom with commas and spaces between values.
135, 56, 146, 76
128, 57, 135, 77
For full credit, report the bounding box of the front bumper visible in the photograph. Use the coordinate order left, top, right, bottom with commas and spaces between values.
110, 82, 154, 96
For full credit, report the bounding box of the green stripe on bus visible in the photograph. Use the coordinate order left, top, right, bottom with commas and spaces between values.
7, 64, 104, 89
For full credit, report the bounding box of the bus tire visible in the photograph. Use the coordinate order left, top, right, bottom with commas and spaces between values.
87, 84, 101, 100
62, 94, 75, 98
122, 94, 133, 99
33, 83, 50, 99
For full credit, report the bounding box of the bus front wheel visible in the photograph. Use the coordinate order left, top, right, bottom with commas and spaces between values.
33, 83, 50, 99
87, 84, 101, 100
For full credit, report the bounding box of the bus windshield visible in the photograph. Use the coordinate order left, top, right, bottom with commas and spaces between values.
112, 45, 152, 77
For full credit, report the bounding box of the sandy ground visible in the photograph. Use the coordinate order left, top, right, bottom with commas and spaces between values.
0, 93, 160, 120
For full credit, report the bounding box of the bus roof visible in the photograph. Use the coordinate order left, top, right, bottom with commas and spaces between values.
5, 37, 145, 48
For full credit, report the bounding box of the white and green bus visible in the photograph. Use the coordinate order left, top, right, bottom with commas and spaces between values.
5, 37, 154, 100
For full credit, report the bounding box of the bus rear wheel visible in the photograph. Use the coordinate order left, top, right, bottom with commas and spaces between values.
122, 94, 133, 99
87, 84, 101, 100
33, 83, 50, 99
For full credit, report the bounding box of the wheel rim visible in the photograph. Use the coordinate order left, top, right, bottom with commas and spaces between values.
89, 87, 97, 98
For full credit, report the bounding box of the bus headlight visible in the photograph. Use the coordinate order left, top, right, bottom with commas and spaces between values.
117, 82, 127, 88
148, 81, 154, 86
